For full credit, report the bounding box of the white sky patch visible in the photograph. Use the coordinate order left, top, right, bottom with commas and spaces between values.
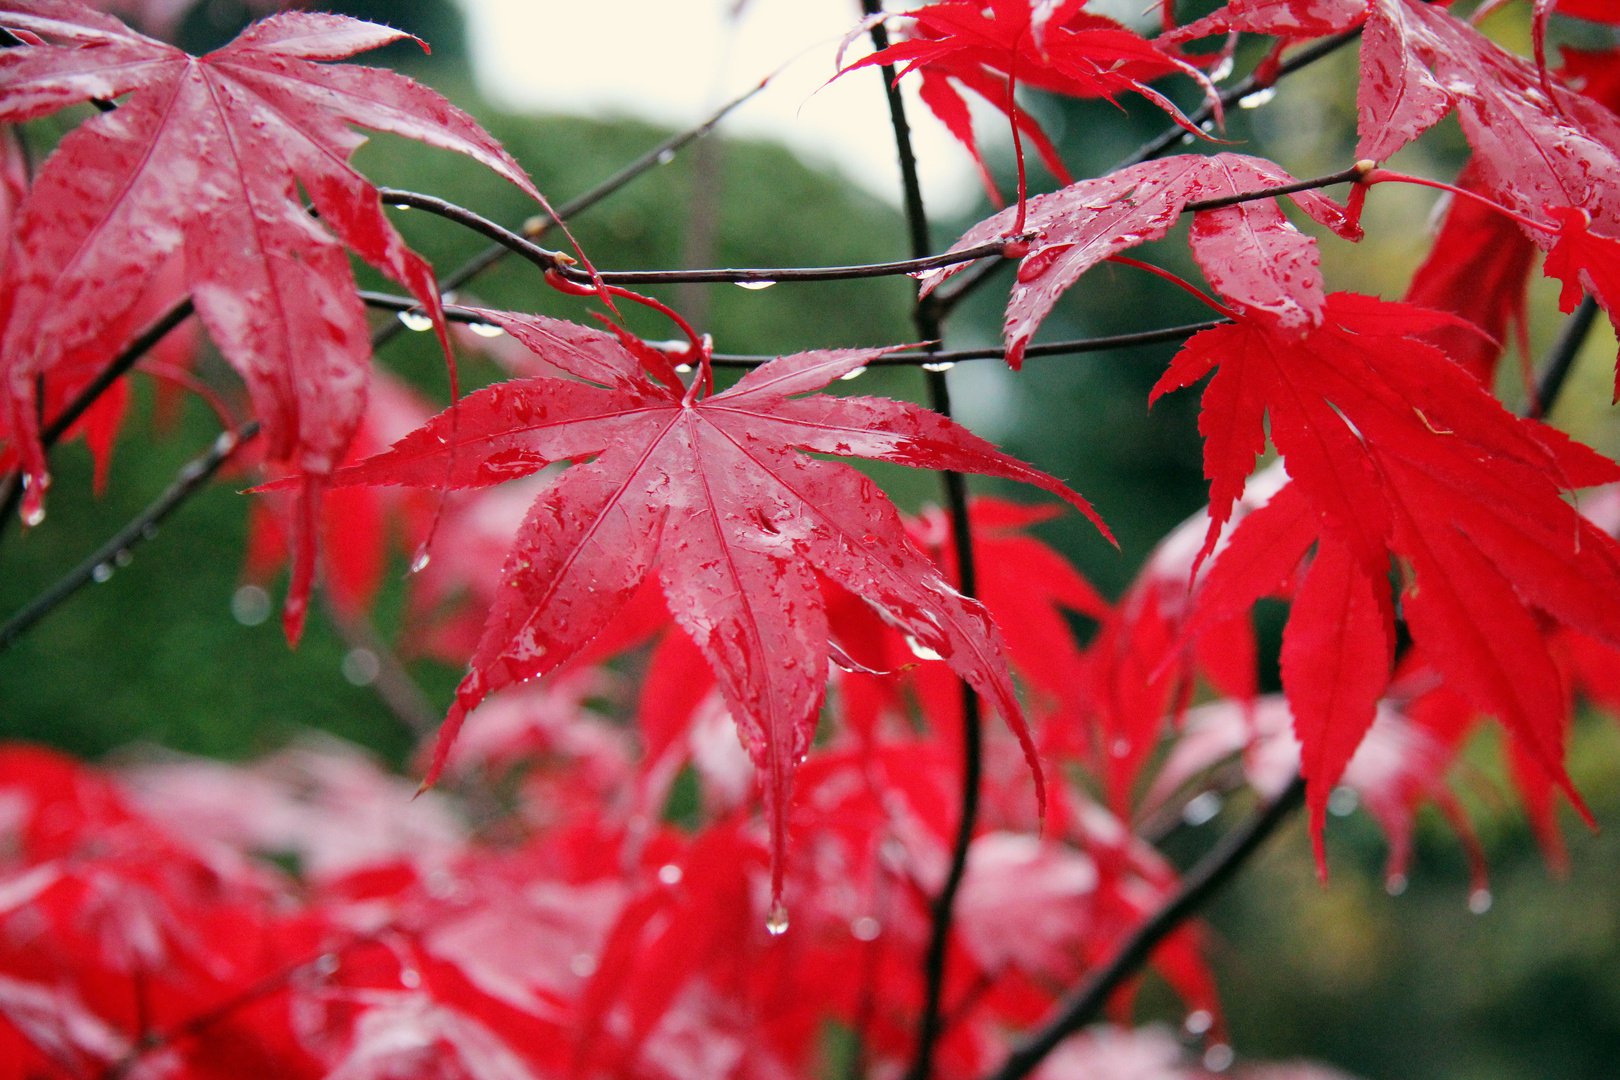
460, 0, 987, 217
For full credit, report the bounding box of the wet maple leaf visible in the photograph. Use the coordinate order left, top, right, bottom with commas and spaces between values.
920, 153, 1356, 368
314, 308, 1107, 907
1151, 294, 1620, 866
0, 1, 540, 640
840, 1, 1213, 203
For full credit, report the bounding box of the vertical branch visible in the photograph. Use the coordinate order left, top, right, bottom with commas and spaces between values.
858, 6, 982, 1079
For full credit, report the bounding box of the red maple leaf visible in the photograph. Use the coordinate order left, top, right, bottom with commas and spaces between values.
0, 1, 541, 639
840, 1, 1213, 205
312, 309, 1107, 906
920, 153, 1357, 368
1151, 294, 1620, 865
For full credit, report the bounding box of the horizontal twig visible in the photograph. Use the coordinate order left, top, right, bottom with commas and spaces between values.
0, 423, 258, 654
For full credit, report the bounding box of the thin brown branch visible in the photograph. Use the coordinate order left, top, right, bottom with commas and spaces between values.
0, 423, 258, 654
980, 776, 1307, 1080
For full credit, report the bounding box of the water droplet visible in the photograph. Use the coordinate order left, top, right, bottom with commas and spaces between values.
91, 562, 113, 584
113, 548, 132, 568
1111, 737, 1132, 758
1468, 888, 1492, 914
1210, 56, 1235, 82
393, 202, 412, 211
1182, 790, 1222, 827
656, 148, 676, 165
410, 547, 432, 573
1239, 87, 1276, 109
1185, 1009, 1214, 1035
904, 635, 943, 662
21, 504, 43, 527
397, 310, 434, 332
1327, 785, 1360, 817
467, 322, 504, 338
1179, 131, 1196, 145
851, 916, 881, 941
140, 523, 159, 541
765, 902, 790, 936
657, 863, 683, 885
839, 366, 868, 381
675, 362, 693, 373
921, 361, 956, 372
735, 279, 776, 290
398, 967, 421, 989
341, 647, 381, 687
570, 952, 598, 977
1385, 873, 1408, 897
1203, 1044, 1234, 1072
232, 584, 271, 626
314, 953, 340, 977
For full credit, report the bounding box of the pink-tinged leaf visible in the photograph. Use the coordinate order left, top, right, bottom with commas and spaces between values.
926, 154, 1350, 368
1160, 0, 1370, 45
1354, 0, 1620, 242
330, 330, 1104, 909
1403, 160, 1535, 387
1280, 537, 1393, 875
0, 3, 539, 638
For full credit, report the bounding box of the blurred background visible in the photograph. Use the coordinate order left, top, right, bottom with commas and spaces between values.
1, 1, 1618, 1077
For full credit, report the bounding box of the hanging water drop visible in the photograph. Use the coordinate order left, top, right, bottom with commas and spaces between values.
656, 148, 676, 165
1239, 87, 1277, 109
467, 322, 504, 338
735, 279, 776, 290
1385, 873, 1408, 897
232, 585, 271, 626
851, 916, 881, 941
410, 547, 432, 573
1185, 1010, 1214, 1035
1468, 888, 1492, 914
1203, 1044, 1234, 1072
1210, 55, 1235, 82
91, 562, 113, 584
921, 361, 956, 372
765, 902, 790, 936
397, 310, 434, 332
839, 366, 867, 381
1181, 790, 1222, 826
21, 504, 43, 527
675, 362, 693, 373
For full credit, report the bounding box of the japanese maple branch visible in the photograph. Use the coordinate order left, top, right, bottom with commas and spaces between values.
1535, 294, 1600, 414
981, 775, 1308, 1080
857, 6, 984, 1080
372, 190, 1015, 287
0, 298, 196, 534
0, 422, 258, 655
704, 319, 1229, 366
1119, 29, 1364, 170
371, 82, 766, 350
930, 28, 1365, 316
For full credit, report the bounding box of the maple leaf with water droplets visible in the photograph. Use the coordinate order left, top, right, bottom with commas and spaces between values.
313, 308, 1107, 909
920, 153, 1356, 368
1151, 294, 1620, 866
0, 1, 541, 640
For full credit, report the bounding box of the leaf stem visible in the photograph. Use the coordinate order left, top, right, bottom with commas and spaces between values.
370, 82, 765, 351
0, 422, 258, 655
980, 775, 1307, 1080
1116, 30, 1363, 171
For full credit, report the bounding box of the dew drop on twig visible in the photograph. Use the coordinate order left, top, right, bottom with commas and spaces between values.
1239, 87, 1277, 109
467, 322, 504, 338
397, 310, 434, 332
922, 361, 956, 372
735, 280, 776, 290
765, 902, 790, 936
